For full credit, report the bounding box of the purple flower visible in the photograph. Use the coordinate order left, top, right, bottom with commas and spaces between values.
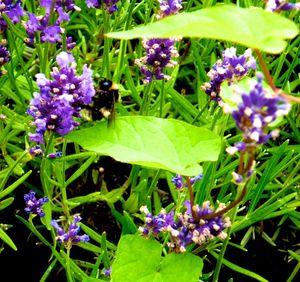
41, 25, 62, 44
135, 38, 179, 83
139, 206, 176, 236
157, 0, 182, 19
103, 266, 112, 276
201, 47, 256, 102
51, 215, 90, 247
139, 201, 231, 253
85, 0, 119, 13
28, 52, 95, 143
266, 0, 300, 12
47, 151, 63, 158
231, 74, 290, 148
0, 45, 10, 67
24, 191, 48, 217
0, 0, 24, 31
171, 174, 203, 190
29, 145, 44, 157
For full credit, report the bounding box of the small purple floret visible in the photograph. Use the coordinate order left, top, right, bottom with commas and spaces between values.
24, 191, 48, 217
51, 215, 90, 246
201, 47, 256, 102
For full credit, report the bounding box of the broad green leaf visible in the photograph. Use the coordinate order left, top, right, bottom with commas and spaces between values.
111, 234, 203, 282
67, 116, 221, 176
106, 5, 299, 54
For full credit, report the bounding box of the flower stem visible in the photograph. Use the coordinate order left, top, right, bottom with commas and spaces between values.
255, 49, 300, 104
184, 176, 197, 219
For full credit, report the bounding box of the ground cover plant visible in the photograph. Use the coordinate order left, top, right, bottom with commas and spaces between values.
0, 0, 300, 281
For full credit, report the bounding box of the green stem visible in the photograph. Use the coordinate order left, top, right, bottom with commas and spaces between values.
113, 0, 136, 82
191, 99, 210, 125
212, 184, 244, 282
60, 138, 70, 218
184, 176, 197, 220
102, 11, 111, 79
66, 247, 74, 282
159, 80, 165, 117
140, 81, 155, 115
40, 133, 54, 199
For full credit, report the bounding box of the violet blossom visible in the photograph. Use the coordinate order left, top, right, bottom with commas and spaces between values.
266, 0, 300, 12
85, 0, 119, 14
24, 191, 48, 217
28, 52, 95, 143
171, 174, 203, 190
201, 47, 256, 103
139, 201, 231, 253
51, 215, 90, 247
0, 0, 24, 31
157, 0, 182, 19
135, 38, 179, 83
226, 74, 290, 155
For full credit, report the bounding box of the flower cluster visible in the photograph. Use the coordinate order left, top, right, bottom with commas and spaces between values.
85, 0, 119, 14
28, 51, 95, 143
135, 1, 182, 84
139, 201, 231, 252
171, 174, 203, 190
29, 145, 44, 157
51, 215, 90, 247
0, 44, 10, 76
157, 0, 182, 19
135, 38, 179, 84
226, 74, 291, 155
0, 0, 24, 31
266, 0, 300, 12
201, 47, 256, 103
24, 191, 48, 217
22, 0, 79, 45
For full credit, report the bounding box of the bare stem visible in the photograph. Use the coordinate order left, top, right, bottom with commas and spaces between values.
255, 49, 300, 104
184, 176, 197, 219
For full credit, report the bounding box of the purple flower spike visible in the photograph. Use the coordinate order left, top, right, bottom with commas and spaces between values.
201, 48, 256, 102
24, 191, 48, 217
51, 215, 90, 247
28, 51, 95, 143
171, 174, 203, 190
139, 201, 231, 253
0, 45, 10, 67
85, 0, 119, 13
231, 74, 290, 147
266, 0, 300, 12
0, 0, 24, 31
158, 0, 182, 18
135, 38, 179, 83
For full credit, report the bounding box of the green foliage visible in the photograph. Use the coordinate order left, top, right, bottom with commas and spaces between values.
107, 5, 299, 54
67, 116, 221, 176
111, 234, 203, 282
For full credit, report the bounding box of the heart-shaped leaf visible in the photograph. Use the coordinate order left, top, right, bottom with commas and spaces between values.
67, 116, 221, 176
111, 235, 203, 282
106, 5, 299, 54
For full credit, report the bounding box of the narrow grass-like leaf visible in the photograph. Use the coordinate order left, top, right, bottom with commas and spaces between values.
0, 197, 14, 211
106, 5, 299, 54
0, 227, 17, 251
67, 116, 221, 176
80, 223, 117, 250
0, 170, 32, 200
65, 155, 97, 186
210, 251, 268, 282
